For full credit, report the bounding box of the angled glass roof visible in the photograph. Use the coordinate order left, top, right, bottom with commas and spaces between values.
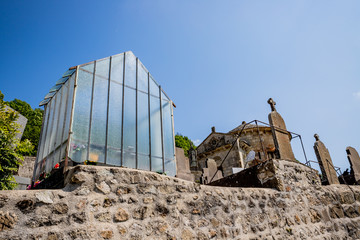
39, 51, 174, 107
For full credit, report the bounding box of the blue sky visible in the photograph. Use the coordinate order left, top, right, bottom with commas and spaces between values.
1, 1, 359, 173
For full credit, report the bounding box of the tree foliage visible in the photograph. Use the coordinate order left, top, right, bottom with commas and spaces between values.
175, 134, 196, 157
6, 98, 43, 156
0, 92, 23, 190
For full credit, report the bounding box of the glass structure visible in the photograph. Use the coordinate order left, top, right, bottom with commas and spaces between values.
33, 51, 176, 182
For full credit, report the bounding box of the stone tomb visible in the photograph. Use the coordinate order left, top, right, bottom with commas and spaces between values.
201, 158, 223, 184
346, 146, 360, 184
267, 98, 296, 161
175, 147, 195, 182
313, 134, 340, 185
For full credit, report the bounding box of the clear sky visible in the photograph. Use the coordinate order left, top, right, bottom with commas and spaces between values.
1, 1, 359, 173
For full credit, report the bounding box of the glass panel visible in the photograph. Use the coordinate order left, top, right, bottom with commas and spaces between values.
150, 96, 162, 158
49, 85, 62, 92
38, 106, 49, 161
162, 100, 174, 159
49, 91, 61, 154
164, 158, 176, 176
151, 156, 163, 173
80, 62, 94, 73
138, 154, 150, 170
55, 86, 66, 148
56, 76, 69, 85
110, 53, 124, 84
107, 81, 122, 166
122, 87, 136, 167
39, 98, 50, 107
89, 59, 109, 163
63, 74, 75, 143
44, 92, 56, 99
59, 143, 67, 163
161, 91, 170, 101
62, 69, 76, 77
138, 62, 148, 93
43, 99, 55, 157
69, 67, 93, 162
149, 75, 159, 97
124, 52, 136, 88
45, 153, 54, 173
137, 92, 149, 155
123, 151, 136, 168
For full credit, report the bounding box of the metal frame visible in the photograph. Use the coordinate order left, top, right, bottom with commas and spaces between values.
209, 119, 310, 183
104, 56, 112, 165
159, 86, 165, 172
87, 61, 97, 161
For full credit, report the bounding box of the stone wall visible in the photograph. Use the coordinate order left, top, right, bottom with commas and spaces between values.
1, 165, 360, 239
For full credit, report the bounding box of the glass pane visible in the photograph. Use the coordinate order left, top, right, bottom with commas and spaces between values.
39, 98, 50, 106
122, 87, 136, 167
138, 154, 150, 170
55, 86, 66, 148
63, 74, 75, 143
62, 69, 76, 77
49, 91, 61, 154
161, 91, 170, 101
49, 85, 62, 92
110, 53, 124, 84
137, 92, 149, 155
123, 151, 136, 168
45, 153, 54, 173
89, 59, 109, 163
44, 92, 56, 99
162, 101, 174, 159
149, 75, 159, 97
38, 106, 50, 161
43, 98, 55, 157
151, 156, 163, 173
124, 52, 136, 88
164, 158, 176, 176
80, 62, 94, 73
150, 96, 162, 158
69, 67, 93, 162
56, 76, 69, 85
107, 81, 122, 166
138, 62, 148, 93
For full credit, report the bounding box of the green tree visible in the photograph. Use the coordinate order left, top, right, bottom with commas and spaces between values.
175, 134, 196, 157
6, 99, 43, 155
0, 92, 23, 190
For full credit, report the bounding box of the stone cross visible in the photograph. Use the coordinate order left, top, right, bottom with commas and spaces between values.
267, 98, 295, 161
313, 134, 339, 185
267, 98, 276, 112
346, 147, 360, 184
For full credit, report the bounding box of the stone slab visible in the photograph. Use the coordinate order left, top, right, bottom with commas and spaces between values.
314, 134, 340, 185
347, 146, 360, 183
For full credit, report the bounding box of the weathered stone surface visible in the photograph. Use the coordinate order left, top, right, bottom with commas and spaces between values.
314, 134, 340, 184
95, 181, 111, 194
114, 208, 129, 222
53, 202, 68, 214
267, 98, 296, 161
1, 165, 360, 239
347, 146, 360, 183
35, 191, 54, 204
0, 211, 18, 231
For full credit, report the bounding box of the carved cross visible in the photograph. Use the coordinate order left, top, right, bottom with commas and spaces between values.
314, 133, 320, 141
267, 98, 276, 112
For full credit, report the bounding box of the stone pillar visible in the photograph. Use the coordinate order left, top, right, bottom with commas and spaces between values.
175, 147, 195, 182
313, 134, 339, 185
346, 147, 360, 184
267, 98, 295, 161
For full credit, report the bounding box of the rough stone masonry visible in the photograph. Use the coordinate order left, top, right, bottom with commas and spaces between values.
1, 164, 360, 239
